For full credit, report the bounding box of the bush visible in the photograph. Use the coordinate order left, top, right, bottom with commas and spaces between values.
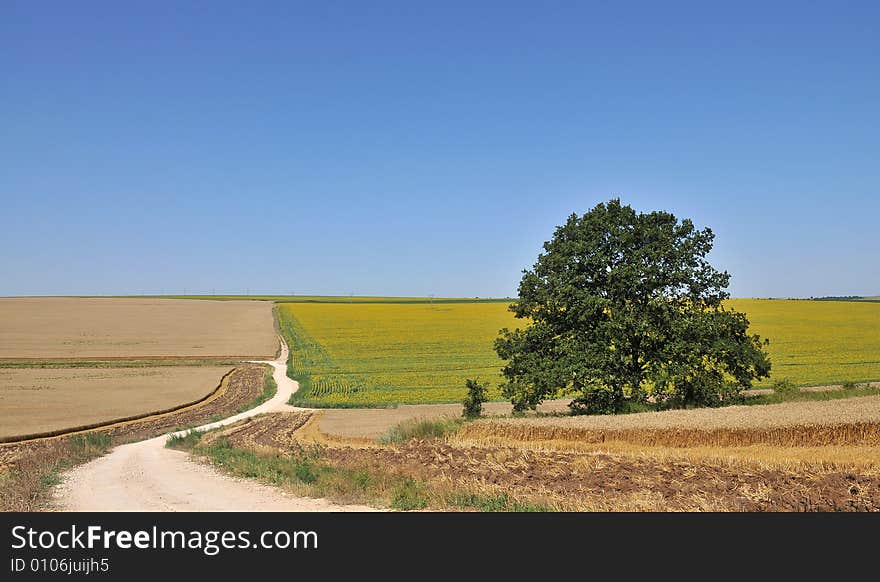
377, 418, 462, 444
165, 429, 203, 450
772, 378, 798, 394
462, 378, 488, 418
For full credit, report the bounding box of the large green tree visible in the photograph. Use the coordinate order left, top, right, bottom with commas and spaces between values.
495, 199, 771, 414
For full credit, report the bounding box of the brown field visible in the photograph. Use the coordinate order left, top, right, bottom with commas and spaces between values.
0, 298, 278, 360
0, 366, 233, 439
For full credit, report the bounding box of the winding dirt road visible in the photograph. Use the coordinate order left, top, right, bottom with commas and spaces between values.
53, 338, 376, 511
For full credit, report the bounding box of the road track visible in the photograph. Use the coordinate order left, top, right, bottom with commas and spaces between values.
53, 337, 377, 511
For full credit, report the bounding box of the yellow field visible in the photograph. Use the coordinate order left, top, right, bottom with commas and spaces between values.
280, 299, 880, 406
280, 302, 515, 405
728, 299, 880, 387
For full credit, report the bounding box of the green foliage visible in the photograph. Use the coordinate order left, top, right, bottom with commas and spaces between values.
289, 399, 397, 409
569, 384, 626, 415
391, 478, 429, 510
771, 378, 798, 394
190, 437, 325, 487
496, 199, 772, 413
462, 378, 488, 418
68, 433, 112, 456
378, 417, 463, 444
445, 491, 509, 511
165, 429, 203, 450
443, 491, 552, 512
292, 459, 319, 484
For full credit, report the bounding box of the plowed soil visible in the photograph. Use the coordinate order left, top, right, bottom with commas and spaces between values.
203, 411, 314, 452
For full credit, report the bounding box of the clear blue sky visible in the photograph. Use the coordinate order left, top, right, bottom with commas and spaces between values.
2, 1, 878, 298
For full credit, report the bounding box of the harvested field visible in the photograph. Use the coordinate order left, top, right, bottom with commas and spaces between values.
0, 298, 277, 360
318, 399, 571, 440
0, 364, 268, 510
319, 442, 880, 511
0, 366, 233, 439
202, 411, 314, 452
462, 395, 880, 448
206, 413, 880, 511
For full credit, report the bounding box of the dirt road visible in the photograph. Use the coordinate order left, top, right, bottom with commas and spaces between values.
53, 338, 376, 511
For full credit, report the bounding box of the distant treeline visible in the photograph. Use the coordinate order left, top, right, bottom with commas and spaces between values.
812, 296, 880, 303
814, 296, 864, 301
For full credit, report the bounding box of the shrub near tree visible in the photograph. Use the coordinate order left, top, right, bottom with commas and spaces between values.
462, 379, 488, 419
495, 199, 772, 414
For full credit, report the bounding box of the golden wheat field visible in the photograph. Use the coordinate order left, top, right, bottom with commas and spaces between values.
452, 393, 880, 472
279, 298, 880, 406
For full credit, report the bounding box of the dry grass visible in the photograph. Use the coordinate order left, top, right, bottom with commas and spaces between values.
0, 434, 112, 511
0, 297, 277, 360
0, 366, 233, 439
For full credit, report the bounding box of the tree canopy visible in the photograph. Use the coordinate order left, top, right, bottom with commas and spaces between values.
495, 199, 771, 414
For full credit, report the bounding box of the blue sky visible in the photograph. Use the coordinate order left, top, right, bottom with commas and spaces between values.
2, 1, 878, 298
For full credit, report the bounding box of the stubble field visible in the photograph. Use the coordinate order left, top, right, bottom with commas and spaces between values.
184, 398, 880, 511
